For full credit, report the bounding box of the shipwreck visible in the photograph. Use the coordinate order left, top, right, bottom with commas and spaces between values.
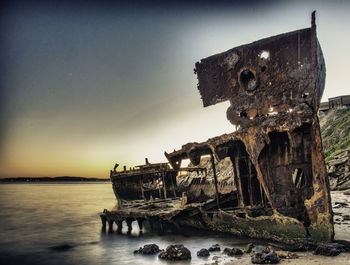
101, 12, 334, 246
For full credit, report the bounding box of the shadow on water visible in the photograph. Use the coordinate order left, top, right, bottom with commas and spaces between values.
49, 241, 100, 252
49, 244, 75, 251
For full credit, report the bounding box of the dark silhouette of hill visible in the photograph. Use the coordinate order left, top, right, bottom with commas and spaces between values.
0, 176, 110, 182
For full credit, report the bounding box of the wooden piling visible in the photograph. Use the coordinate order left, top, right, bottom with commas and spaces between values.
116, 219, 123, 233
233, 155, 245, 208
126, 217, 133, 233
140, 179, 145, 200
100, 214, 107, 230
162, 172, 167, 199
137, 218, 144, 231
108, 220, 114, 231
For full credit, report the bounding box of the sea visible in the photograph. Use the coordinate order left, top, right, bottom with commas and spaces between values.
0, 183, 255, 265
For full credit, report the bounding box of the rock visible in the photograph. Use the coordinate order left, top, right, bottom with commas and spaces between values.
223, 247, 244, 256
253, 245, 270, 254
134, 244, 161, 255
197, 248, 210, 257
251, 245, 280, 264
343, 214, 350, 221
245, 243, 255, 253
276, 250, 299, 259
335, 240, 350, 252
313, 243, 346, 256
252, 252, 280, 264
158, 244, 191, 260
325, 148, 350, 191
334, 202, 348, 208
208, 244, 221, 252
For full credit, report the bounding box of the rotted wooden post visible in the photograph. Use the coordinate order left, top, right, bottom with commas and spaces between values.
116, 219, 123, 234
140, 178, 145, 200
162, 171, 168, 199
137, 218, 144, 231
126, 217, 133, 233
260, 184, 266, 208
233, 154, 245, 208
170, 174, 177, 198
100, 214, 107, 230
158, 174, 162, 199
108, 220, 114, 232
210, 153, 220, 209
247, 158, 254, 206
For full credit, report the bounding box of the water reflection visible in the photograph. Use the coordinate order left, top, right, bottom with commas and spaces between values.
0, 183, 258, 265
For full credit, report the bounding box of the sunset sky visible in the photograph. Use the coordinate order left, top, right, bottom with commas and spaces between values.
1, 0, 350, 178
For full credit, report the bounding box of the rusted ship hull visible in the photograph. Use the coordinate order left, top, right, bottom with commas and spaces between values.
105, 12, 333, 246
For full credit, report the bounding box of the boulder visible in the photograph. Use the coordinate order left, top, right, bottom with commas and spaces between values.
197, 248, 210, 257
158, 244, 191, 260
251, 245, 280, 264
245, 243, 255, 253
313, 243, 346, 256
223, 247, 244, 256
134, 244, 161, 255
252, 245, 270, 254
208, 244, 221, 252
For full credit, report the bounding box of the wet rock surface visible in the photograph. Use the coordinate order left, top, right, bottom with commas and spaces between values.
208, 244, 221, 252
313, 243, 347, 256
134, 244, 161, 255
245, 243, 255, 253
197, 248, 210, 257
158, 244, 191, 260
223, 247, 244, 256
251, 245, 280, 264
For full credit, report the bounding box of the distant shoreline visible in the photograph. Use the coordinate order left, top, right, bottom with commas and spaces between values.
0, 176, 110, 183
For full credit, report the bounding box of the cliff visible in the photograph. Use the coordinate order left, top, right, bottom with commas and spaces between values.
320, 108, 350, 190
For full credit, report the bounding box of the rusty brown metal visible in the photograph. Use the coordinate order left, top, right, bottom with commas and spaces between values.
165, 11, 333, 244
107, 12, 333, 246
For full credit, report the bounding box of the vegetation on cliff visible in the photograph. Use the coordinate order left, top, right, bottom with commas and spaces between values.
320, 108, 350, 161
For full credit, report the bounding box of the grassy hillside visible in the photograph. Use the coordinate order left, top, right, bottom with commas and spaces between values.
320, 108, 350, 161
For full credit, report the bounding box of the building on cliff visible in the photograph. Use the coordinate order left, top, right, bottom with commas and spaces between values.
320, 95, 350, 114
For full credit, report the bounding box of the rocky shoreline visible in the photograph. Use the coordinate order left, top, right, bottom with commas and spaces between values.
134, 240, 349, 264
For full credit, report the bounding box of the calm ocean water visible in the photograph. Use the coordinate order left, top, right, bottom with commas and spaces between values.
0, 183, 254, 265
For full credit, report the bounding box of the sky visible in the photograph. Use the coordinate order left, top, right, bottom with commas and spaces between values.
0, 0, 349, 178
